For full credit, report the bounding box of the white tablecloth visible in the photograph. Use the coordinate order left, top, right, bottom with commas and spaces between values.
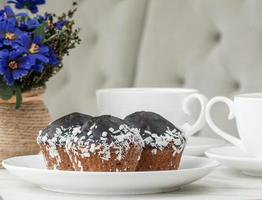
1, 167, 262, 200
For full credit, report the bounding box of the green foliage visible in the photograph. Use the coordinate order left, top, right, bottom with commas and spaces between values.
0, 79, 14, 101
0, 78, 22, 109
33, 22, 47, 41
14, 86, 22, 109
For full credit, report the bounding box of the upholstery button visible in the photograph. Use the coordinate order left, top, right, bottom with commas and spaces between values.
213, 32, 221, 43
233, 82, 240, 90
177, 77, 185, 86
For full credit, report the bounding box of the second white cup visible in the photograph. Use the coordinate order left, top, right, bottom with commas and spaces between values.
206, 93, 262, 157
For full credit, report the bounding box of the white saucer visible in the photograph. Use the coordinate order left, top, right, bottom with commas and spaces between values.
2, 155, 219, 195
184, 136, 226, 156
206, 146, 262, 177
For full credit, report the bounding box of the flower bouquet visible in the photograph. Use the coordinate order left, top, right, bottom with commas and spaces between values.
0, 0, 80, 108
0, 0, 80, 164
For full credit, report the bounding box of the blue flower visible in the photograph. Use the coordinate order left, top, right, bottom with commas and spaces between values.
19, 18, 40, 31
7, 0, 46, 14
47, 48, 59, 66
18, 34, 49, 72
0, 49, 34, 86
0, 6, 15, 19
55, 20, 66, 30
35, 12, 63, 31
0, 6, 16, 25
18, 34, 59, 67
0, 18, 26, 47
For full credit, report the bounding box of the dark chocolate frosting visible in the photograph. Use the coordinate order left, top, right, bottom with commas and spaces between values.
75, 115, 133, 144
37, 112, 92, 147
124, 111, 186, 153
46, 112, 91, 130
125, 111, 180, 138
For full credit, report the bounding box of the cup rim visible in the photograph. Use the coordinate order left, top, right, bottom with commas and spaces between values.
96, 87, 198, 94
235, 93, 262, 99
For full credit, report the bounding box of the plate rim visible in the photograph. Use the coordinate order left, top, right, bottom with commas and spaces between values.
2, 154, 220, 175
205, 146, 262, 162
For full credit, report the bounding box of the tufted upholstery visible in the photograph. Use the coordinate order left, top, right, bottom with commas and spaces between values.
1, 0, 262, 137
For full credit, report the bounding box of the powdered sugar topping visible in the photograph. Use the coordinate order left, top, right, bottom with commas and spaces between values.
66, 123, 143, 161
143, 126, 186, 155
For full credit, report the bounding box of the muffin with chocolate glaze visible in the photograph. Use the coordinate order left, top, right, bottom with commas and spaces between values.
37, 112, 92, 170
125, 111, 186, 171
66, 115, 144, 172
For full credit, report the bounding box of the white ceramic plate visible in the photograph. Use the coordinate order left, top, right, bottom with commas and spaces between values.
2, 155, 219, 195
184, 136, 226, 156
206, 146, 262, 177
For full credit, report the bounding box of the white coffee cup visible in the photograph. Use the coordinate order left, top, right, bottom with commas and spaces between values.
205, 93, 262, 157
96, 88, 208, 136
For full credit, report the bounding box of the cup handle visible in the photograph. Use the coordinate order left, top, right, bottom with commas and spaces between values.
181, 93, 208, 137
205, 96, 245, 150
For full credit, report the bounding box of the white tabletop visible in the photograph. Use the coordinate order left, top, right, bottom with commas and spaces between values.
1, 167, 262, 200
